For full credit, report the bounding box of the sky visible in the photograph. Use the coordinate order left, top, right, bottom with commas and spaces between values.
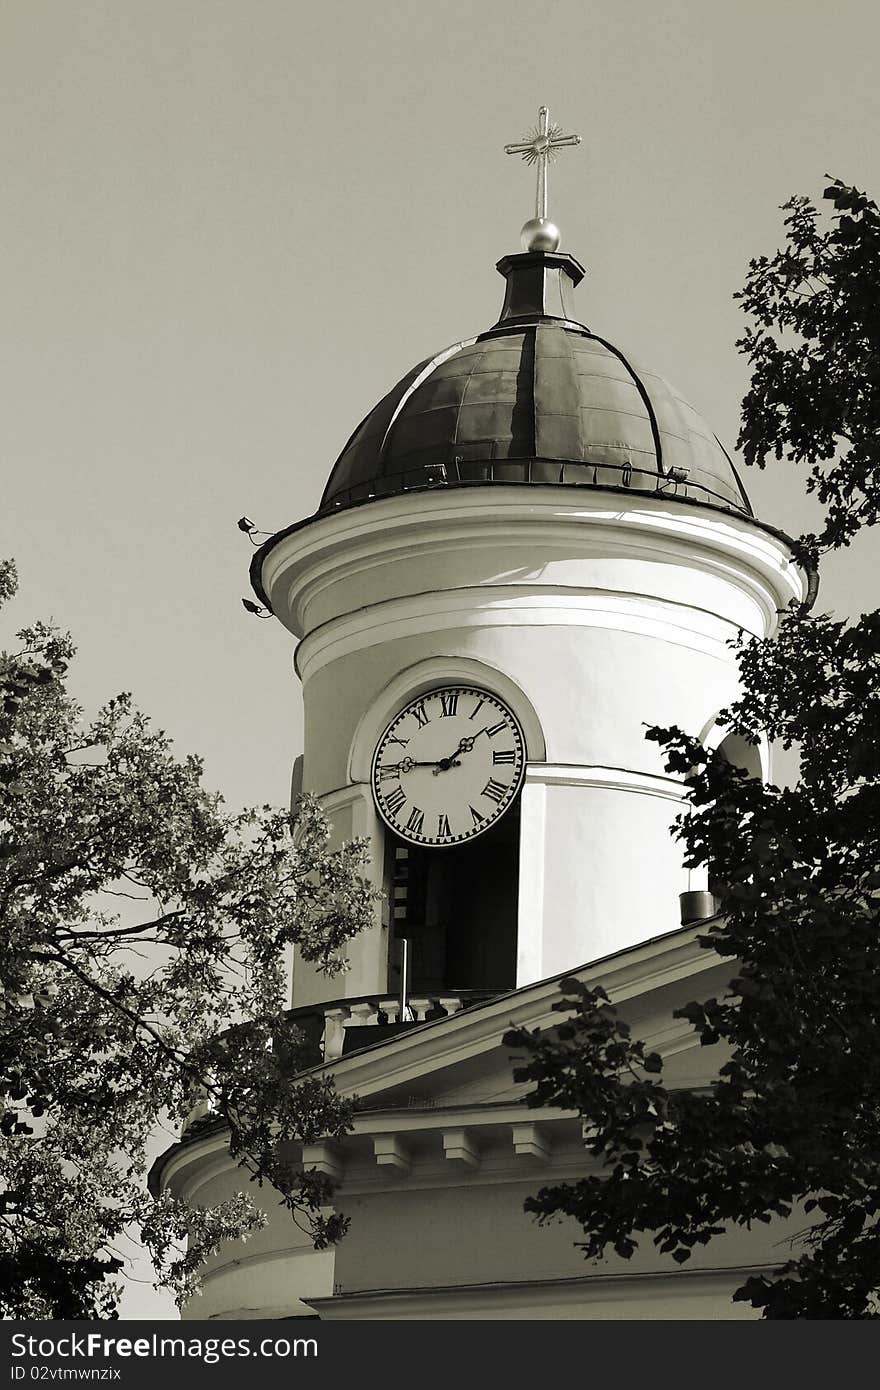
3, 0, 879, 1319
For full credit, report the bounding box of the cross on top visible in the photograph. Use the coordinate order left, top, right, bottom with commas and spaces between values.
504, 105, 581, 224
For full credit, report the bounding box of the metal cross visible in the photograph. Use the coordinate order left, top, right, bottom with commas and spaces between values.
504, 106, 581, 222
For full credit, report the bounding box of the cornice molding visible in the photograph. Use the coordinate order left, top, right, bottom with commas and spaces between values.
305, 1264, 776, 1319
259, 489, 805, 649
526, 762, 686, 803
294, 583, 744, 683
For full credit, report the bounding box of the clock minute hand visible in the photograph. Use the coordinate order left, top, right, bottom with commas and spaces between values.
387, 756, 462, 774
447, 731, 484, 758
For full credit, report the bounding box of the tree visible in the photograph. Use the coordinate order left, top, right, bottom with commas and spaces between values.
505, 179, 880, 1319
737, 178, 880, 558
0, 559, 378, 1318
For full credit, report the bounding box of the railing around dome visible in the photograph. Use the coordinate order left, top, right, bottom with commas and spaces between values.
320, 454, 753, 518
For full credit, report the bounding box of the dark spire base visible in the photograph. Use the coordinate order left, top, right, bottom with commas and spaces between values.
493, 251, 587, 328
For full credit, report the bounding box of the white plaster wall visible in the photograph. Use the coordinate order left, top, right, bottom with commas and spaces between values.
326, 1178, 805, 1314
173, 1163, 335, 1321
172, 1151, 787, 1321
537, 781, 685, 974
292, 616, 703, 999
263, 490, 804, 1006
300, 617, 738, 792
292, 784, 389, 1009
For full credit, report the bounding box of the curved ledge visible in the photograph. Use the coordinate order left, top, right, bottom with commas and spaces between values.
252, 483, 813, 617
258, 489, 807, 650
525, 762, 687, 803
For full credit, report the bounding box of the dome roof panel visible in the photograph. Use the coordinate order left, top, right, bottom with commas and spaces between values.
569, 337, 635, 375
677, 401, 719, 447
582, 411, 657, 457
390, 406, 461, 457
574, 375, 645, 411
411, 374, 469, 412
471, 340, 526, 363
657, 429, 693, 480
460, 402, 519, 444
534, 326, 575, 359
464, 369, 520, 404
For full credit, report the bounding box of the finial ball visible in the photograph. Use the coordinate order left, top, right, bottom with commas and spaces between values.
521, 217, 561, 253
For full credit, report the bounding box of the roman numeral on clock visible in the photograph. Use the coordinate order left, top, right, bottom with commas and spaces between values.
437, 813, 451, 837
482, 777, 507, 805
439, 691, 458, 717
469, 804, 485, 826
378, 764, 399, 780
387, 735, 409, 748
492, 749, 516, 765
411, 702, 430, 728
385, 786, 406, 816
405, 807, 424, 835
484, 721, 506, 738
469, 697, 487, 721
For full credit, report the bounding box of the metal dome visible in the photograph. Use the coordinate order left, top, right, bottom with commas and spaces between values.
319, 251, 752, 518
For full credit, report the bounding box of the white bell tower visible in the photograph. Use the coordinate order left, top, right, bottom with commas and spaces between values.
251, 104, 806, 1012
257, 475, 802, 1010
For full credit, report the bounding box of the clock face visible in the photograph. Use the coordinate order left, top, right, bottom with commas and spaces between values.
371, 686, 526, 847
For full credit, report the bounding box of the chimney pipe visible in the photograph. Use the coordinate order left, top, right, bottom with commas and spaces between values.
680, 890, 717, 925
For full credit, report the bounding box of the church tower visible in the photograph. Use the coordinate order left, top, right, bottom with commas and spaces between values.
250, 107, 801, 1014
158, 110, 809, 1320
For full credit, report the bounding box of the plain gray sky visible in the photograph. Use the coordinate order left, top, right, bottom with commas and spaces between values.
3, 0, 879, 1318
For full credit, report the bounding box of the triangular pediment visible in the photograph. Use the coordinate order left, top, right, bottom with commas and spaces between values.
323, 920, 732, 1111
151, 920, 732, 1204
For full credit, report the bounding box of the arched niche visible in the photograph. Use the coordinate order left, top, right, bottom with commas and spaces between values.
684, 715, 768, 906
698, 714, 770, 783
348, 656, 543, 997
717, 730, 766, 782
347, 654, 546, 785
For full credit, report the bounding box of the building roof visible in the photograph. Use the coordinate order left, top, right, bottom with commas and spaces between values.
147, 918, 726, 1199
319, 250, 753, 518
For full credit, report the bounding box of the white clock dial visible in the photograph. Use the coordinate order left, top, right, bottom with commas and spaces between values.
371, 686, 526, 846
